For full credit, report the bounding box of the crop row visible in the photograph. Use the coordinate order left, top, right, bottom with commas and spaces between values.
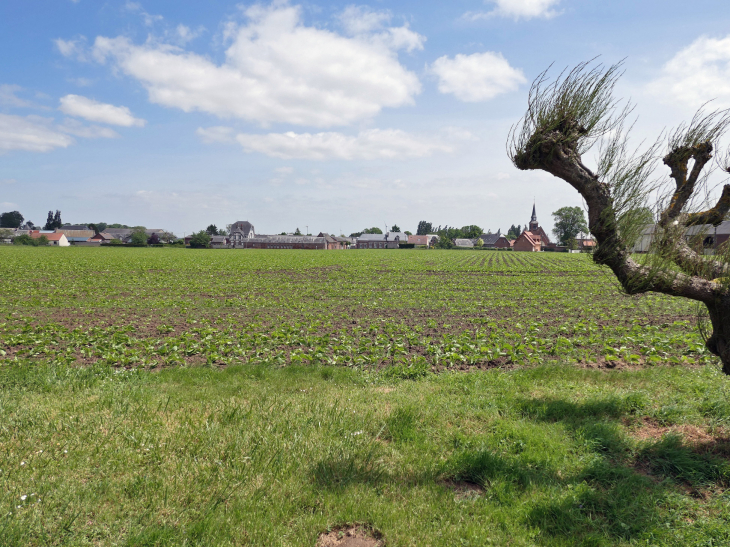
0, 247, 714, 372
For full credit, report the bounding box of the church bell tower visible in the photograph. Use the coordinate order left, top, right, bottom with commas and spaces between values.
529, 203, 539, 232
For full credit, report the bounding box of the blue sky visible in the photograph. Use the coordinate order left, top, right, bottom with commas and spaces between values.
2, 0, 730, 236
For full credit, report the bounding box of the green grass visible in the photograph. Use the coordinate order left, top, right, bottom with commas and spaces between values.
1, 247, 730, 545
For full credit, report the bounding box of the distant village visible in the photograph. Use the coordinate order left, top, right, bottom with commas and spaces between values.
0, 205, 598, 252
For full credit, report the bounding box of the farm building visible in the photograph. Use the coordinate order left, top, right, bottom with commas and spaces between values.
513, 231, 541, 252
57, 228, 94, 242
334, 236, 354, 247
102, 228, 171, 243
478, 231, 503, 248
234, 235, 326, 250
494, 235, 513, 249
685, 221, 730, 252
90, 232, 117, 242
633, 221, 730, 254
408, 234, 438, 247
356, 232, 405, 249
29, 230, 70, 246
229, 221, 256, 246
454, 239, 474, 248
210, 235, 229, 248
318, 233, 345, 250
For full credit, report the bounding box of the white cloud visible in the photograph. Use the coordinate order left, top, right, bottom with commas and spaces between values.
89, 3, 422, 127
338, 5, 425, 53
339, 6, 392, 35
124, 1, 163, 26
275, 166, 294, 174
0, 114, 75, 152
55, 37, 89, 60
234, 129, 453, 160
174, 24, 204, 44
649, 35, 730, 108
58, 119, 119, 139
1, 201, 18, 208
430, 52, 526, 102
0, 178, 17, 184
464, 0, 561, 21
0, 112, 119, 153
0, 85, 39, 108
196, 126, 235, 144
69, 77, 94, 87
59, 95, 146, 127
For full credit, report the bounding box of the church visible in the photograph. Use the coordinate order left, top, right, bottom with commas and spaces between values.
513, 204, 553, 252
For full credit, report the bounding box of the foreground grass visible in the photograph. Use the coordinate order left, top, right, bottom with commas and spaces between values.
2, 362, 730, 546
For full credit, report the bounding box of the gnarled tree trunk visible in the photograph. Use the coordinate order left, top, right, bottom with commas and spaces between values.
513, 112, 730, 373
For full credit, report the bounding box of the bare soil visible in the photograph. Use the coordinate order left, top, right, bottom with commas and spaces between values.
439, 479, 485, 500
317, 526, 384, 547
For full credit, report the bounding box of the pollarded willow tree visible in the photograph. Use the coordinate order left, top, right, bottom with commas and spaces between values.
509, 61, 730, 373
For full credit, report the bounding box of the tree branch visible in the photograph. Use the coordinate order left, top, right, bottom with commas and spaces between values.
514, 128, 726, 304
662, 142, 713, 222
686, 184, 730, 226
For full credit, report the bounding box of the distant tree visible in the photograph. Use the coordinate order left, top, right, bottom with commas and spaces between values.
53, 210, 62, 229
157, 231, 176, 243
44, 211, 54, 230
147, 233, 161, 245
189, 230, 211, 248
552, 206, 589, 246
507, 224, 523, 239
14, 234, 47, 246
294, 227, 302, 235
206, 224, 219, 236
108, 223, 130, 229
404, 230, 412, 236
460, 225, 483, 239
363, 227, 383, 234
633, 207, 656, 227
129, 229, 148, 247
89, 222, 107, 234
416, 221, 433, 235
279, 232, 287, 235
0, 210, 24, 228
390, 224, 401, 232
475, 238, 484, 248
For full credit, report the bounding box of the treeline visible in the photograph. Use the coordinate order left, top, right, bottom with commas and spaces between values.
416, 221, 484, 249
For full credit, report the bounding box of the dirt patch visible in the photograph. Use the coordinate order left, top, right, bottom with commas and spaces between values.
579, 358, 646, 371
631, 418, 730, 457
317, 525, 384, 547
632, 418, 717, 444
375, 387, 394, 394
439, 479, 485, 500
578, 358, 702, 372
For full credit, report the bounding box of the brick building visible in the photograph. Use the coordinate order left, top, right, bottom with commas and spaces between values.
514, 204, 551, 252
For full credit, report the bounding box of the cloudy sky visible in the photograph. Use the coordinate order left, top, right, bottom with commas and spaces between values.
2, 0, 730, 236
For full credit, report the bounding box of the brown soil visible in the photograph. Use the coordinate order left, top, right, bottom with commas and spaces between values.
439, 479, 485, 499
631, 418, 730, 457
579, 358, 703, 372
317, 526, 384, 547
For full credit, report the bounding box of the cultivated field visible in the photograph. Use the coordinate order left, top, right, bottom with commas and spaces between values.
1, 247, 730, 546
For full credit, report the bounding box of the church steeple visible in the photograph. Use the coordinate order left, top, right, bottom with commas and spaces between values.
529, 202, 539, 231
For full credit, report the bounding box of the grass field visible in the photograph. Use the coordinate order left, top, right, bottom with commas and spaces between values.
1, 247, 730, 546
